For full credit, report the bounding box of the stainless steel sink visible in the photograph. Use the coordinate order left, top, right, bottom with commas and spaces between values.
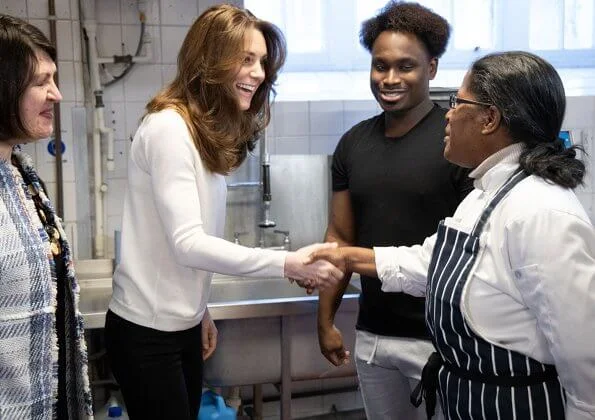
204, 275, 361, 388
78, 274, 361, 419
79, 275, 361, 326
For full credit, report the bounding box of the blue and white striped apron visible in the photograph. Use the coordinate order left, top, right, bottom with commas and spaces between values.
413, 169, 566, 419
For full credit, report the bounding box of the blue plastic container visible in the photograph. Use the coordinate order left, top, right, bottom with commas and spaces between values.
198, 390, 237, 420
107, 405, 122, 419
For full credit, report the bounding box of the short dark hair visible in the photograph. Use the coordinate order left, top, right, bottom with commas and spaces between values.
0, 14, 56, 142
468, 51, 584, 188
360, 1, 450, 58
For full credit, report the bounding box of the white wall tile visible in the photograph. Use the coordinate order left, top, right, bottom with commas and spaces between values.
160, 25, 188, 64
564, 96, 595, 128
104, 101, 126, 140
73, 61, 85, 103
106, 139, 130, 180
107, 214, 123, 236
106, 178, 127, 216
122, 64, 162, 101
26, 0, 49, 18
264, 109, 275, 143
96, 0, 121, 24
343, 100, 378, 131
274, 136, 310, 154
72, 21, 82, 62
56, 20, 74, 61
122, 0, 160, 25
104, 82, 125, 102
107, 214, 124, 257
55, 0, 71, 18
576, 192, 593, 217
35, 138, 56, 183
28, 19, 50, 38
145, 24, 161, 62
125, 101, 147, 139
57, 101, 76, 183
1, 0, 27, 17
272, 102, 309, 137
27, 0, 69, 18
123, 24, 161, 63
59, 138, 76, 184
58, 61, 76, 101
96, 24, 123, 58
69, 0, 79, 19
310, 135, 340, 155
161, 64, 177, 85
159, 0, 197, 26
309, 100, 344, 136
61, 181, 78, 221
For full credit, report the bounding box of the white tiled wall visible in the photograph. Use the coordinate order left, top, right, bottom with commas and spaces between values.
10, 0, 595, 249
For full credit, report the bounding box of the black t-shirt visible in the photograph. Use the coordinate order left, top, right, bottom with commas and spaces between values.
332, 104, 473, 338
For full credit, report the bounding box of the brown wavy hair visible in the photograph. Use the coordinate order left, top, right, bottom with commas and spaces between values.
146, 4, 286, 174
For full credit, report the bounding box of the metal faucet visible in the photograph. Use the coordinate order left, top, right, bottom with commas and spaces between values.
258, 128, 276, 230
233, 231, 247, 245
227, 129, 290, 250
259, 229, 291, 251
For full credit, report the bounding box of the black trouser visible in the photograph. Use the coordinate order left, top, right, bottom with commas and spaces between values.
105, 310, 203, 420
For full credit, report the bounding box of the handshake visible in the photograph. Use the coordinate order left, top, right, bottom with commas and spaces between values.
283, 242, 349, 292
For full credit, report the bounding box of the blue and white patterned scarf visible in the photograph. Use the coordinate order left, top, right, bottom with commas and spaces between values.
0, 151, 93, 419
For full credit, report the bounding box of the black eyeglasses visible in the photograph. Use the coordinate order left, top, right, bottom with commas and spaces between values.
449, 94, 492, 109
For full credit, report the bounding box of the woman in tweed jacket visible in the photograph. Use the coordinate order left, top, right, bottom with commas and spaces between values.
0, 15, 93, 419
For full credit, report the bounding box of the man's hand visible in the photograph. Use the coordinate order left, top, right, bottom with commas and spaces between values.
306, 247, 349, 275
318, 324, 350, 366
201, 309, 218, 360
284, 242, 343, 291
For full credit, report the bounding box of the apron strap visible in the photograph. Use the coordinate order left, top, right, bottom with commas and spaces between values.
411, 352, 443, 419
471, 168, 528, 237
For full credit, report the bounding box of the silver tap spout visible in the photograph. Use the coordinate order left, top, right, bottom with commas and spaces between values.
258, 128, 276, 229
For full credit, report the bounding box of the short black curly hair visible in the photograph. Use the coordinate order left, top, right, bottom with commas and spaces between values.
360, 1, 450, 58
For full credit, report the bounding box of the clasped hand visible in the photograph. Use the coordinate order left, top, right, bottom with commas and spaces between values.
284, 243, 349, 292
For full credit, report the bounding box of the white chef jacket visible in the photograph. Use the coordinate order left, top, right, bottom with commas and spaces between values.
375, 143, 595, 419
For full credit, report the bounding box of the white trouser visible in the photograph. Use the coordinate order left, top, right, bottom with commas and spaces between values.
355, 330, 444, 420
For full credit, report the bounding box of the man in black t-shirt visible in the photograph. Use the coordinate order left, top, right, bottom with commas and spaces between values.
316, 2, 473, 419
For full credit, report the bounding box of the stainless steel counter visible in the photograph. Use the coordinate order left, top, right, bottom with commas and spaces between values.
79, 275, 360, 328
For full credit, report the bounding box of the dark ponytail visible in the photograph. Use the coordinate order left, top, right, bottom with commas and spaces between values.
520, 141, 585, 188
469, 51, 585, 188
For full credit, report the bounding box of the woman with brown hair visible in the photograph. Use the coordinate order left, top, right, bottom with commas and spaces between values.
104, 5, 341, 419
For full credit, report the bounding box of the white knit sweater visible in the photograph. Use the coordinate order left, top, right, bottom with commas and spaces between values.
109, 109, 286, 331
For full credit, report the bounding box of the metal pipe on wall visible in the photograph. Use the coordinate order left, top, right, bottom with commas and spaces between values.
81, 0, 110, 258
80, 0, 153, 258
48, 0, 65, 217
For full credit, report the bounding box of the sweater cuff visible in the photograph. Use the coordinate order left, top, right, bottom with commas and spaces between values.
373, 246, 406, 292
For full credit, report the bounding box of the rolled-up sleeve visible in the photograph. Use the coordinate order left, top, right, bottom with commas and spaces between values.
374, 232, 437, 297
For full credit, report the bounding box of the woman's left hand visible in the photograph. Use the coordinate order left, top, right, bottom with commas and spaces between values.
202, 309, 218, 360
